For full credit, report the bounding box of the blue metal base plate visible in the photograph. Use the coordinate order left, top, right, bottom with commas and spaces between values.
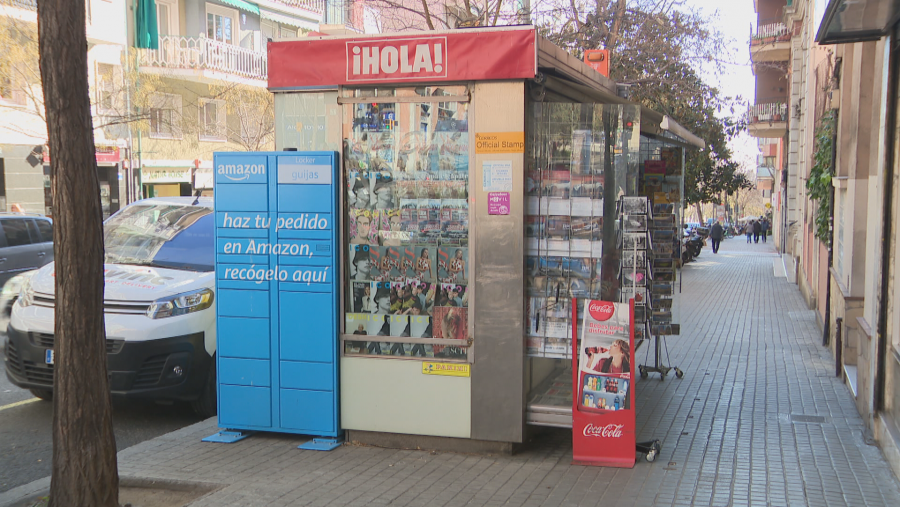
202, 429, 255, 443
298, 435, 344, 451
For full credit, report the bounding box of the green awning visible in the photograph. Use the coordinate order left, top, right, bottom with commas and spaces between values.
134, 0, 159, 49
217, 0, 260, 15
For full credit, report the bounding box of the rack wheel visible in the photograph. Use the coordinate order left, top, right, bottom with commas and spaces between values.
639, 366, 648, 379
675, 368, 684, 379
646, 447, 657, 462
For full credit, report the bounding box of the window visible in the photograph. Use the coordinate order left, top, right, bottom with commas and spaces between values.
199, 98, 226, 141
95, 63, 120, 113
157, 0, 178, 36
149, 93, 183, 139
2, 219, 33, 247
35, 219, 53, 243
206, 4, 237, 45
0, 66, 27, 106
280, 26, 297, 39
342, 86, 471, 360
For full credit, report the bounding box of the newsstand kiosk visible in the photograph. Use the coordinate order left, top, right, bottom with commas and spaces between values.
259, 26, 703, 460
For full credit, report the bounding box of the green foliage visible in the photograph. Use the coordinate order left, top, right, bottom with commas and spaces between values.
806, 111, 835, 245
539, 1, 750, 206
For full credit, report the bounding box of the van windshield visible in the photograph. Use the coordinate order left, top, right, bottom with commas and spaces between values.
104, 204, 214, 272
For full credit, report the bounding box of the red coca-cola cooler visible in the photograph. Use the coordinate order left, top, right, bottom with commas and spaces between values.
571, 299, 642, 467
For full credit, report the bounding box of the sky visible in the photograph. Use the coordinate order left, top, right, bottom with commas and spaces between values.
686, 0, 761, 173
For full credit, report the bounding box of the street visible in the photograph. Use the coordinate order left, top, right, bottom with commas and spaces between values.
0, 357, 204, 493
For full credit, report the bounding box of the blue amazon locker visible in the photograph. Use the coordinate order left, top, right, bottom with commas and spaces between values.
208, 151, 341, 447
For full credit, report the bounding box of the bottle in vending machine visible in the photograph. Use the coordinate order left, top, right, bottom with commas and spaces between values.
614, 396, 620, 410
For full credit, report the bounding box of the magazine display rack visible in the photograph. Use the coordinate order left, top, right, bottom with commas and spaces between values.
637, 147, 685, 380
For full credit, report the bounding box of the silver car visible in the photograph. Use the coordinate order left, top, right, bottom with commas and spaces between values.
0, 213, 54, 287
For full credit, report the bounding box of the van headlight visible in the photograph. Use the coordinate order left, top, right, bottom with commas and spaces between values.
147, 289, 214, 319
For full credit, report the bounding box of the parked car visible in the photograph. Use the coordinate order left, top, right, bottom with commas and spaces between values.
0, 213, 54, 287
4, 198, 217, 417
0, 270, 36, 347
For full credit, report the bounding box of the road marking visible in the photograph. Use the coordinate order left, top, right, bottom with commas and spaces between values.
0, 397, 39, 412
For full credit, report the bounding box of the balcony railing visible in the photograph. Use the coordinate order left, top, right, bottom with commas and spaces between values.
271, 0, 326, 14
748, 102, 788, 123
140, 36, 267, 81
752, 21, 791, 44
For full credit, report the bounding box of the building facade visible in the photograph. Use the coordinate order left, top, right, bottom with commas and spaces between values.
762, 0, 900, 481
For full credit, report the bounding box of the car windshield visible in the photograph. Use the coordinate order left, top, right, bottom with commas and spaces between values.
103, 204, 214, 272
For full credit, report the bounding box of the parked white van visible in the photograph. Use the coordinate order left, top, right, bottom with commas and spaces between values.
3, 197, 217, 416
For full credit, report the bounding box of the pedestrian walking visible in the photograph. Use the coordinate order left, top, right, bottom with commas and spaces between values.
753, 219, 762, 243
761, 218, 769, 243
710, 221, 724, 254
744, 221, 754, 243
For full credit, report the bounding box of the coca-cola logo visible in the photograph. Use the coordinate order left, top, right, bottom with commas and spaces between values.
583, 423, 625, 438
588, 301, 615, 321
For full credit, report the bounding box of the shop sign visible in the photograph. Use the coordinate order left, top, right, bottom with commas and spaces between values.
422, 361, 470, 377
142, 169, 191, 183
487, 192, 510, 215
475, 132, 525, 154
571, 299, 636, 468
269, 28, 536, 88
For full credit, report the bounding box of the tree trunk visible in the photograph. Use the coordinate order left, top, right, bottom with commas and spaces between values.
694, 202, 705, 226
37, 1, 119, 506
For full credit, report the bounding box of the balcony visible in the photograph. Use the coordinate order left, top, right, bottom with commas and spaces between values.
750, 21, 792, 63
139, 36, 267, 86
747, 102, 788, 138
271, 0, 326, 14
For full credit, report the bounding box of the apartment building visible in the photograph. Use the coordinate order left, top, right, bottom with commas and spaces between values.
755, 0, 900, 481
128, 0, 350, 199
0, 0, 128, 217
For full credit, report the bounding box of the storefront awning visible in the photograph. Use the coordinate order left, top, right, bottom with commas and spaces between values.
815, 0, 900, 45
259, 8, 318, 31
218, 0, 260, 15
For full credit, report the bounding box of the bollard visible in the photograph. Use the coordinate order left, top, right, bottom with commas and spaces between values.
835, 317, 843, 378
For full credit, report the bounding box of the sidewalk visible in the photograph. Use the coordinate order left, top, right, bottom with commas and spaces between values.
4, 237, 900, 507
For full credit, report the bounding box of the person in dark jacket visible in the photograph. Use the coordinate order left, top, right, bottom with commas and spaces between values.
710, 221, 724, 254
752, 220, 762, 243
760, 218, 770, 243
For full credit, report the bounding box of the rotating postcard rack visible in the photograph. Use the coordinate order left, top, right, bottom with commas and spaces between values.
618, 196, 683, 380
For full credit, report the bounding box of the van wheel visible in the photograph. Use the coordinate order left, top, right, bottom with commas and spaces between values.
191, 359, 216, 418
30, 389, 53, 401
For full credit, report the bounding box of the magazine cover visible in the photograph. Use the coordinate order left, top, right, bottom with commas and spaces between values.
432, 306, 468, 341
349, 208, 378, 246
377, 209, 406, 246
417, 199, 442, 246
435, 131, 468, 172
571, 217, 601, 240
350, 281, 377, 314
546, 216, 571, 240
437, 246, 468, 283
620, 286, 648, 306
437, 283, 468, 308
399, 208, 418, 244
347, 172, 374, 210
571, 174, 603, 199
440, 207, 469, 247
621, 268, 648, 287
403, 246, 436, 282
371, 171, 396, 210
381, 246, 405, 283
390, 314, 411, 337
348, 245, 376, 282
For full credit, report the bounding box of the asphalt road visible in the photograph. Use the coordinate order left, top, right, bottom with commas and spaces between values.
0, 348, 205, 493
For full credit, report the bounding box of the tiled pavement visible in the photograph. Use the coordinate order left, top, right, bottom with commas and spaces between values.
5, 237, 900, 507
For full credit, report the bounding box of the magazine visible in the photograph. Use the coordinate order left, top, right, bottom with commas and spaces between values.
417, 199, 442, 246
436, 283, 467, 308
432, 306, 468, 341
440, 207, 468, 247
348, 244, 377, 283
402, 246, 436, 282
349, 208, 378, 246
621, 196, 649, 215
437, 246, 467, 284
381, 246, 405, 283
571, 217, 602, 240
